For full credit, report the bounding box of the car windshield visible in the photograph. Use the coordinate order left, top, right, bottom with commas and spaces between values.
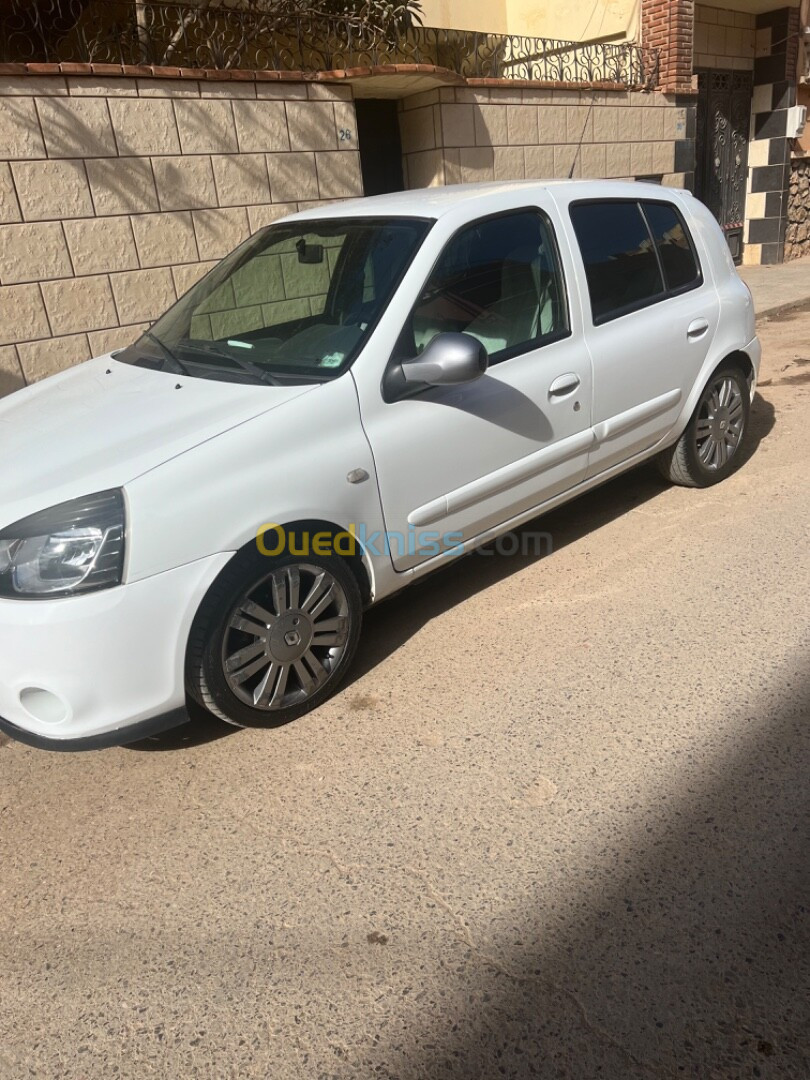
117, 216, 431, 384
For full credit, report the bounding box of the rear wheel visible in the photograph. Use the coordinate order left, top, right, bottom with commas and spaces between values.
656, 365, 750, 488
187, 550, 362, 728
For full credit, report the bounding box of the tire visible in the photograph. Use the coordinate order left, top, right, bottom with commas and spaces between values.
186, 547, 362, 729
656, 364, 751, 488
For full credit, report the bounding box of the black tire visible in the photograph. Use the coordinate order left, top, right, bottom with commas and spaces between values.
186, 547, 362, 729
656, 364, 751, 488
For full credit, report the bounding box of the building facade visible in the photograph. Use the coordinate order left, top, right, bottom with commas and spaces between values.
0, 0, 806, 398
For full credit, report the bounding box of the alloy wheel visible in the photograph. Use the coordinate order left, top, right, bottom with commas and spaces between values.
222, 564, 350, 711
694, 374, 745, 471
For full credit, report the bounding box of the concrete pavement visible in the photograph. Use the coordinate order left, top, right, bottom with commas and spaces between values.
739, 254, 810, 316
0, 308, 808, 1079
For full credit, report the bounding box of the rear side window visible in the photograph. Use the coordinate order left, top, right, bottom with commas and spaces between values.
569, 202, 665, 324
570, 199, 702, 325
641, 201, 701, 292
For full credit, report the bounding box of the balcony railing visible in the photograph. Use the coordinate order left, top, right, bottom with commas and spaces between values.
0, 1, 659, 88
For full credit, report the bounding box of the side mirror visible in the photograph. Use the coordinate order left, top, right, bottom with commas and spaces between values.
401, 333, 488, 387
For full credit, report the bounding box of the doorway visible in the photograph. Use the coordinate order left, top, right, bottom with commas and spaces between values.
355, 99, 405, 196
695, 69, 753, 264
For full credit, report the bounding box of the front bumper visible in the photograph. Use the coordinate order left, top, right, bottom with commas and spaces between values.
0, 707, 190, 751
0, 552, 232, 750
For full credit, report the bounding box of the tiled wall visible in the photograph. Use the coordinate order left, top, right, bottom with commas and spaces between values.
694, 5, 755, 72
399, 86, 692, 190
743, 6, 800, 265
0, 75, 361, 397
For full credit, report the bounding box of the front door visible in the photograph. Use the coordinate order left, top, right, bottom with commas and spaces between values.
357, 205, 593, 572
695, 69, 753, 264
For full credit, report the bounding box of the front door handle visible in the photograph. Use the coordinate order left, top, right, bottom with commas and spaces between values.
687, 318, 709, 339
549, 373, 581, 398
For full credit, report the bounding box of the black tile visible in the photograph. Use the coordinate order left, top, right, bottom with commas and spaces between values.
755, 109, 787, 139
754, 54, 787, 84
750, 164, 784, 192
765, 190, 783, 217
756, 9, 789, 34
771, 81, 795, 111
673, 138, 695, 174
748, 217, 781, 244
768, 137, 789, 165
759, 242, 781, 265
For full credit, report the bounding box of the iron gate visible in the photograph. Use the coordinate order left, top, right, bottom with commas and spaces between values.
695, 70, 753, 264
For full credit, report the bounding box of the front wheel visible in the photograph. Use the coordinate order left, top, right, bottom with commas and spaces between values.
187, 550, 362, 728
656, 365, 751, 488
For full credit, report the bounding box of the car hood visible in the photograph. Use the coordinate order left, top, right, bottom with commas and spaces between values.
0, 356, 315, 529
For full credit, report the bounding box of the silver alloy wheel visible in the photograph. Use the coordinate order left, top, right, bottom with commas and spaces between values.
694, 374, 745, 471
222, 564, 350, 711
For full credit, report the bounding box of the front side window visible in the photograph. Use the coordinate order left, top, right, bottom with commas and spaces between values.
400, 209, 569, 366
117, 217, 430, 384
569, 201, 665, 324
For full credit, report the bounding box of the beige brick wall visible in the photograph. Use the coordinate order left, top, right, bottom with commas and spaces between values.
0, 76, 361, 396
399, 87, 688, 192
694, 5, 756, 72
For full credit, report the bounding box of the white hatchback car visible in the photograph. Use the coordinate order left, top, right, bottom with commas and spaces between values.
0, 181, 760, 749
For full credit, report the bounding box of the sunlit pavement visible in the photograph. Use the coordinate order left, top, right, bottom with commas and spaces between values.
1, 304, 808, 1079
739, 254, 810, 316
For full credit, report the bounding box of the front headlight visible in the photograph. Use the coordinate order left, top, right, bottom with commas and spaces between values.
0, 490, 125, 599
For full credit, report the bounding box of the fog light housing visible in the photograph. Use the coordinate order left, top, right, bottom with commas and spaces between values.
19, 687, 69, 726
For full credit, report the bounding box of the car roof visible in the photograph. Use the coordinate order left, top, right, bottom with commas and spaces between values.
288, 180, 693, 224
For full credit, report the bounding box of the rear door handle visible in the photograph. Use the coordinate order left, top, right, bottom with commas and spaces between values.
548, 373, 581, 398
687, 319, 709, 339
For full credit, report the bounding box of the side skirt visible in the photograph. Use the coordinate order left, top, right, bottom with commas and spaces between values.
382, 434, 676, 595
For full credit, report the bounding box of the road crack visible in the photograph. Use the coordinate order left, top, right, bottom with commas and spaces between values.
403, 865, 671, 1079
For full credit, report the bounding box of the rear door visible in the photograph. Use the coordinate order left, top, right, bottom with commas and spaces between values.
564, 196, 718, 478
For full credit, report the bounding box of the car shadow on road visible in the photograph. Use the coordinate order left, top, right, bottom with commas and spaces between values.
130, 392, 775, 750
349, 391, 775, 688
352, 653, 809, 1078
125, 698, 234, 751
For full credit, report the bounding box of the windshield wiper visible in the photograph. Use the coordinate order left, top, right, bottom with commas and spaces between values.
143, 330, 192, 376
178, 341, 282, 387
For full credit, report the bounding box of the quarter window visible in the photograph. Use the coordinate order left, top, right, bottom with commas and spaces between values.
569, 201, 665, 324
404, 209, 569, 365
641, 201, 701, 292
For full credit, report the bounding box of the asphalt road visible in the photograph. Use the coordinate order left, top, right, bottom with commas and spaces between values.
1, 306, 808, 1080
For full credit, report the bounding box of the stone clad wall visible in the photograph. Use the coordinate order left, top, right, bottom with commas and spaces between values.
398, 86, 693, 191
0, 74, 361, 398
786, 159, 810, 261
